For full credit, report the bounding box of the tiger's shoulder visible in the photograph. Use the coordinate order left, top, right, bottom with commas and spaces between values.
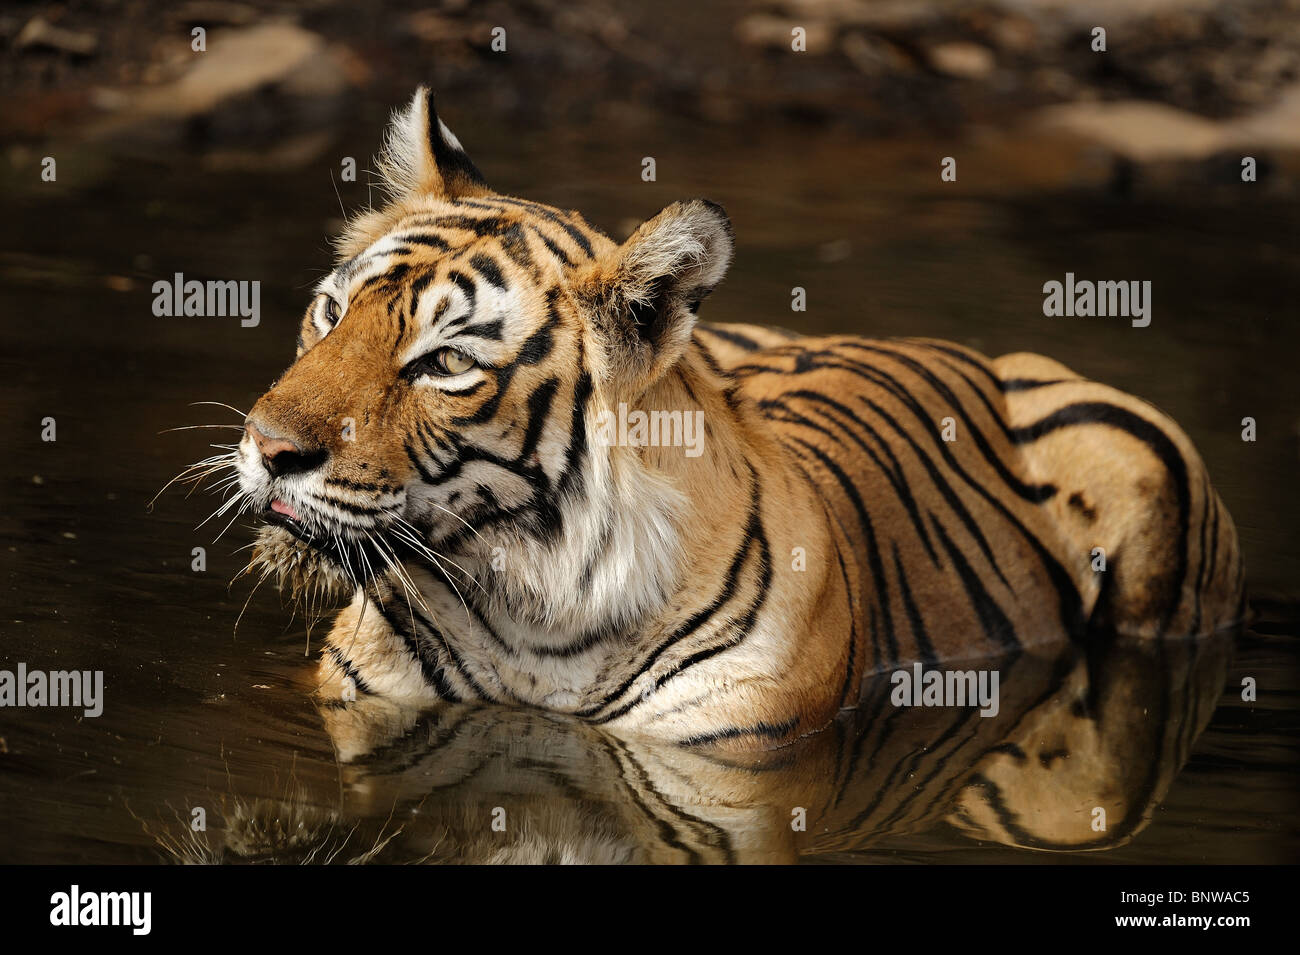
692, 326, 1011, 412
695, 324, 1000, 378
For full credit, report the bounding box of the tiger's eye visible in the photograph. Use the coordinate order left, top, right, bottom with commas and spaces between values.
324, 299, 342, 326
439, 348, 475, 375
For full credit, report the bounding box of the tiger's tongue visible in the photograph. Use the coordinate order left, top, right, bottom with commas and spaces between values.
270, 498, 299, 520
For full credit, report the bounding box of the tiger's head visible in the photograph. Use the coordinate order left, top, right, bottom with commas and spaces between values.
233, 88, 735, 636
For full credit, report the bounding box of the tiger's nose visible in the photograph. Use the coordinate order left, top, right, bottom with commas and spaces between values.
246, 420, 325, 478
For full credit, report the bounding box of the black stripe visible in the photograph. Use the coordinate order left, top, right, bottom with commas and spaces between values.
697, 325, 762, 352
468, 252, 507, 290
557, 368, 591, 495
325, 645, 372, 695
374, 602, 460, 701
1009, 401, 1190, 634
356, 265, 409, 300
516, 318, 555, 365
448, 269, 477, 314
409, 269, 441, 322
929, 514, 1019, 649
410, 602, 495, 700
528, 226, 574, 267
325, 477, 401, 494
1001, 377, 1070, 392
519, 378, 560, 461
596, 515, 772, 726
318, 494, 386, 516
677, 716, 799, 747
404, 439, 441, 484
398, 232, 452, 252
496, 222, 539, 278
752, 350, 1075, 617
768, 391, 941, 568
773, 383, 1009, 594
912, 341, 1004, 391
831, 535, 861, 707
788, 436, 901, 667
457, 320, 503, 341
495, 197, 595, 257
431, 214, 508, 237
789, 454, 881, 680
843, 342, 1057, 503
892, 541, 938, 665
450, 363, 517, 426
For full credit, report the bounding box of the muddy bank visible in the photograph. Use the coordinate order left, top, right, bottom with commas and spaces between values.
4, 0, 1300, 152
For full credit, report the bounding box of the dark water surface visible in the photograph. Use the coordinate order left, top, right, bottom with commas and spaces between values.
1, 120, 1297, 863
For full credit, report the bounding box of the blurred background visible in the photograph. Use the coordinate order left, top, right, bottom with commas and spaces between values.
0, 0, 1296, 863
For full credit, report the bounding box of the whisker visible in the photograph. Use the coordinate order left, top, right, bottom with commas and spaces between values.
157, 424, 245, 435
405, 539, 471, 621
197, 485, 245, 530
233, 564, 275, 640
149, 454, 237, 510
371, 531, 433, 617
214, 496, 255, 544
189, 400, 248, 418
358, 532, 383, 609
391, 521, 487, 598
421, 502, 486, 542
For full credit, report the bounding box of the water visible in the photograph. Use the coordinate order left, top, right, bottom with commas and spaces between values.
1, 118, 1296, 863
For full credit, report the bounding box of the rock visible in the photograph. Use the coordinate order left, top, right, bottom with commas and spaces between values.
841, 31, 913, 75
1037, 84, 1300, 163
144, 22, 343, 116
15, 16, 98, 57
92, 21, 351, 134
1230, 83, 1300, 152
1037, 101, 1228, 162
990, 16, 1038, 54
927, 42, 996, 80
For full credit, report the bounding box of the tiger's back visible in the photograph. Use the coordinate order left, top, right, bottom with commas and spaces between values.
695, 323, 1244, 695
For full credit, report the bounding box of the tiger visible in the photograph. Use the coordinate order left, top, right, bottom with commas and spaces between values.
225, 87, 1245, 748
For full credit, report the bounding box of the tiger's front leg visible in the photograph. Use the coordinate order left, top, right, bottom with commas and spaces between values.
317, 593, 443, 706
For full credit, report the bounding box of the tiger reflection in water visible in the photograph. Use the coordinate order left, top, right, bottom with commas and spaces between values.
171, 632, 1229, 864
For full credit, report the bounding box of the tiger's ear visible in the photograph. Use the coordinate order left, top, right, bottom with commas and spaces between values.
376, 86, 491, 202
580, 200, 733, 389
